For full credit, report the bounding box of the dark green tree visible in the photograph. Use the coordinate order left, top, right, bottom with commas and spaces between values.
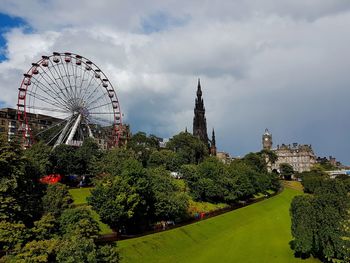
24, 141, 52, 176
290, 178, 350, 262
279, 163, 294, 180
11, 238, 59, 263
166, 132, 208, 165
148, 167, 189, 221
56, 236, 97, 263
0, 220, 28, 251
290, 195, 315, 257
59, 207, 100, 239
31, 213, 57, 241
93, 147, 136, 178
42, 183, 73, 218
127, 132, 159, 166
242, 152, 268, 173
75, 138, 102, 176
0, 135, 45, 225
87, 174, 143, 232
49, 144, 78, 175
148, 149, 181, 171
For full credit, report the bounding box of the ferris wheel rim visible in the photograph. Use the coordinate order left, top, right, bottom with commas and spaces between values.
17, 51, 123, 147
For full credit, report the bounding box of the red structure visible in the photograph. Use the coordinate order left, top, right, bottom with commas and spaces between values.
40, 174, 62, 184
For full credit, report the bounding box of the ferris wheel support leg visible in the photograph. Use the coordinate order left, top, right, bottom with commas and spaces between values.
66, 114, 82, 145
53, 117, 72, 149
87, 124, 94, 138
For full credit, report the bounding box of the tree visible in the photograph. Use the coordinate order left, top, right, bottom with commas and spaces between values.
59, 207, 99, 239
0, 220, 27, 251
56, 236, 97, 263
11, 238, 59, 263
75, 138, 101, 176
148, 149, 181, 171
242, 152, 268, 173
0, 135, 45, 225
290, 177, 350, 262
180, 164, 200, 200
93, 147, 136, 178
301, 174, 326, 194
260, 149, 278, 165
279, 163, 294, 180
225, 161, 256, 201
49, 144, 78, 175
196, 157, 226, 202
290, 195, 315, 257
166, 132, 208, 165
42, 183, 73, 218
24, 141, 52, 176
148, 167, 189, 221
96, 244, 121, 263
127, 132, 159, 166
88, 175, 143, 232
31, 213, 57, 240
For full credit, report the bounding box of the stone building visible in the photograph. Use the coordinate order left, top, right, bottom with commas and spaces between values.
262, 129, 316, 173
192, 79, 216, 155
0, 107, 62, 142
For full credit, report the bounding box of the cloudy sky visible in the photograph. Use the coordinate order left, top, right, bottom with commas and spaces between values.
0, 0, 350, 163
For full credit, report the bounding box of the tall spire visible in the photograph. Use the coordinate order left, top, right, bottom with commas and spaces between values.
193, 78, 208, 147
197, 78, 202, 98
210, 128, 217, 156
212, 128, 216, 146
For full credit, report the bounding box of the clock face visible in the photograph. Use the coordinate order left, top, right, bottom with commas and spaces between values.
265, 137, 269, 141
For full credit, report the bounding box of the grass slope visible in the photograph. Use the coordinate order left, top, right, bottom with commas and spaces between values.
119, 188, 320, 263
69, 187, 93, 205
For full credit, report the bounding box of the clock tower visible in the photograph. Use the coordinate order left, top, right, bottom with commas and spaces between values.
262, 128, 272, 150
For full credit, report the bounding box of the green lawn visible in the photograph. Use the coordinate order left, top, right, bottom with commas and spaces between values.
69, 187, 93, 205
118, 188, 320, 263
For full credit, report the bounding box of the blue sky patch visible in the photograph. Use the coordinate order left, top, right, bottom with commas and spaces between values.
141, 11, 190, 34
0, 13, 29, 62
0, 100, 6, 108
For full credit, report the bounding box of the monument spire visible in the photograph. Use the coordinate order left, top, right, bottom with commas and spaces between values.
193, 79, 209, 146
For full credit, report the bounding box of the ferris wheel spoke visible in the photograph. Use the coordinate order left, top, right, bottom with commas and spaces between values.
26, 87, 70, 112
30, 72, 72, 109
85, 91, 108, 109
26, 88, 70, 112
76, 65, 88, 101
26, 105, 70, 114
46, 60, 74, 104
78, 69, 95, 102
38, 64, 73, 106
87, 101, 112, 111
51, 60, 75, 105
89, 112, 116, 115
70, 57, 80, 100
62, 58, 76, 100
81, 78, 103, 104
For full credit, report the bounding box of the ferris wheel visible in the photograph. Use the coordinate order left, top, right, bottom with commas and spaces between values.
17, 52, 122, 148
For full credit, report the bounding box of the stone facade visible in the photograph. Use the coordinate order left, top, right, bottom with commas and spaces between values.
262, 129, 316, 173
